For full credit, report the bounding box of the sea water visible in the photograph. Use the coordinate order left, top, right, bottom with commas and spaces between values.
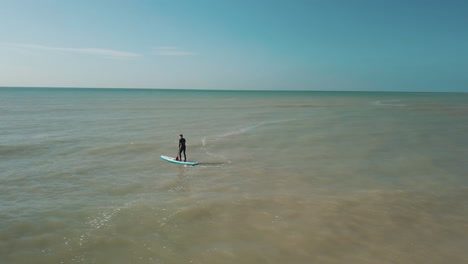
1, 88, 467, 264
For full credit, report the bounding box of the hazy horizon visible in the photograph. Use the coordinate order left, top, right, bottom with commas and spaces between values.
2, 86, 467, 94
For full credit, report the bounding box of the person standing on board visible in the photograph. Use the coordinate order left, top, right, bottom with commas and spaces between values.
178, 134, 186, 162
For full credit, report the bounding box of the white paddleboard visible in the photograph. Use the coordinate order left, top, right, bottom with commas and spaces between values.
160, 155, 199, 166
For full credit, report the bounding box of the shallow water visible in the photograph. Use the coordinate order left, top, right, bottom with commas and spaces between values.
1, 88, 467, 263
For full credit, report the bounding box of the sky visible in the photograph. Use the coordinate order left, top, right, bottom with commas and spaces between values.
0, 0, 467, 92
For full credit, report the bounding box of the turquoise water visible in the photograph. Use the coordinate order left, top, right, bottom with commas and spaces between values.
1, 88, 467, 263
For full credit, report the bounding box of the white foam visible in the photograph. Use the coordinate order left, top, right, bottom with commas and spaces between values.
371, 100, 405, 107
201, 136, 231, 164
200, 118, 298, 165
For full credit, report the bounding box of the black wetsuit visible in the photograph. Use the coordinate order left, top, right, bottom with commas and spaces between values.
178, 137, 186, 161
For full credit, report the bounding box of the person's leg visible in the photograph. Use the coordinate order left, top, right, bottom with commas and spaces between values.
182, 147, 186, 162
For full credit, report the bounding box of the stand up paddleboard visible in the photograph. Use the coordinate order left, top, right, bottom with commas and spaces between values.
160, 155, 199, 166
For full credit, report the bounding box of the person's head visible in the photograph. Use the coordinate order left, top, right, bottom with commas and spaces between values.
179, 134, 183, 138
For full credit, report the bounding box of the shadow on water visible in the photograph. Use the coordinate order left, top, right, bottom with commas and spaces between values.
197, 162, 225, 167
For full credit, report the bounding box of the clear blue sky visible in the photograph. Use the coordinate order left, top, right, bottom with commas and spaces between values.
0, 0, 467, 91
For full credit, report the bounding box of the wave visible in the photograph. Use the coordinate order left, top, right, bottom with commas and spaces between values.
370, 100, 405, 107
200, 118, 298, 164
0, 144, 45, 157
216, 118, 298, 139
86, 142, 156, 156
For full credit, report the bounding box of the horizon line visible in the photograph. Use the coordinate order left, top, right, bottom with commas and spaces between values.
0, 86, 465, 94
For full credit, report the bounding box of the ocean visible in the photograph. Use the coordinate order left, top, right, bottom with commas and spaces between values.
1, 87, 467, 264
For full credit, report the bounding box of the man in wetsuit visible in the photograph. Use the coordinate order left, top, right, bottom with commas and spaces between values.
178, 134, 186, 162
